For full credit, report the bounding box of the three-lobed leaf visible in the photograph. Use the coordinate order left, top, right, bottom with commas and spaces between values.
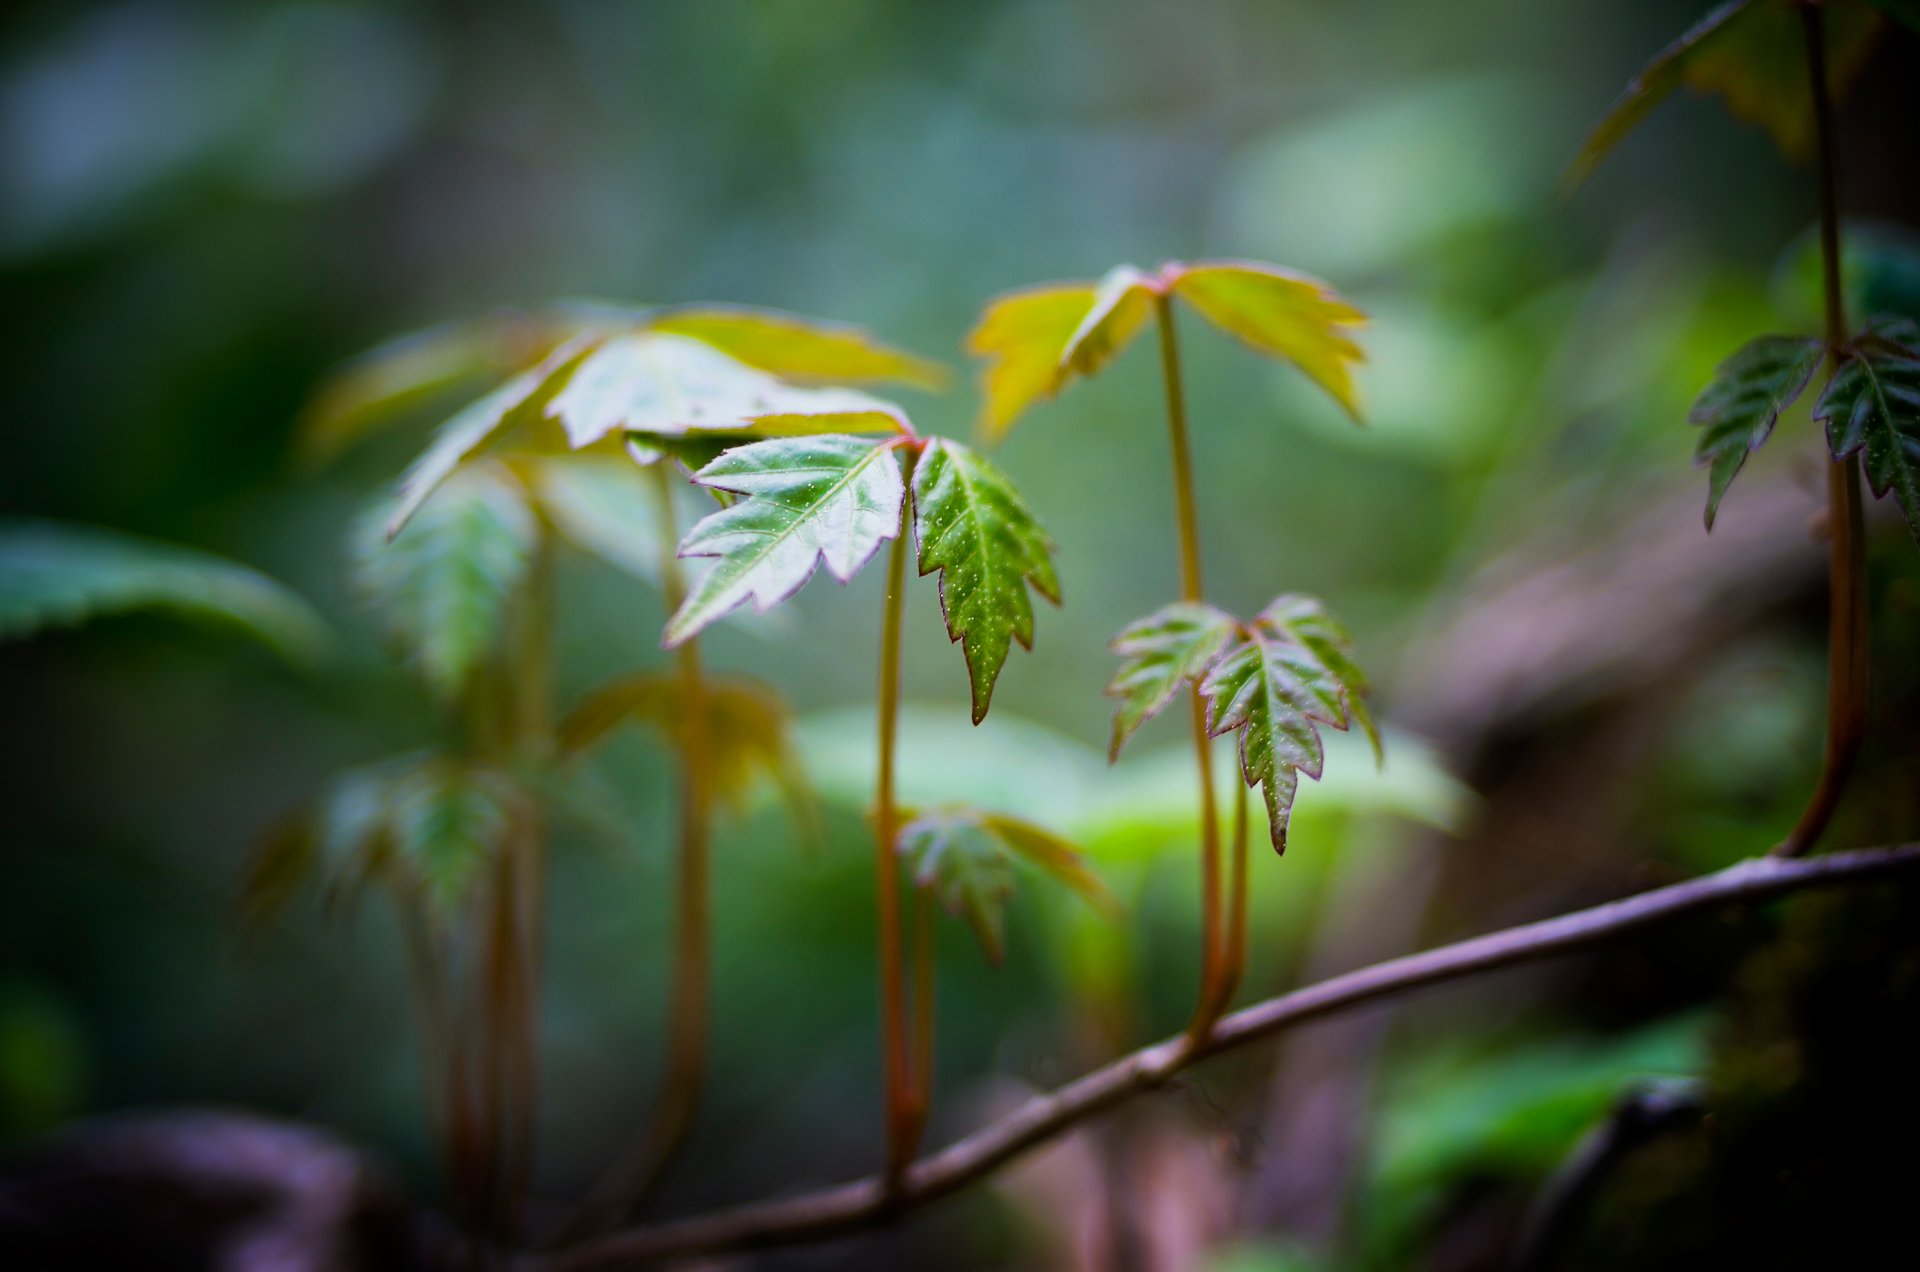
1816, 316, 1920, 541
911, 439, 1062, 724
1688, 335, 1825, 528
665, 435, 906, 645
1105, 601, 1238, 761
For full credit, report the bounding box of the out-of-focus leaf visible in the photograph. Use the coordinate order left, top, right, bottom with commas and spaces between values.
1567, 0, 1885, 188
0, 520, 328, 662
356, 464, 536, 699
665, 435, 906, 645
1200, 594, 1378, 853
965, 283, 1099, 441
1772, 222, 1920, 329
521, 454, 666, 584
897, 805, 1112, 964
1816, 316, 1920, 541
386, 336, 599, 539
1105, 601, 1238, 761
1688, 335, 1824, 527
386, 757, 515, 919
1060, 265, 1159, 379
911, 439, 1061, 724
626, 432, 739, 475
558, 670, 815, 834
549, 333, 910, 451
648, 305, 949, 389
1169, 261, 1369, 421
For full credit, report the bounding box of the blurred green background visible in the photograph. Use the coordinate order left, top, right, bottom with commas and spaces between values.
4, 1, 1919, 1268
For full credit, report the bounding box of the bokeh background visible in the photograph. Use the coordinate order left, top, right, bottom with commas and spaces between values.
4, 1, 1919, 1268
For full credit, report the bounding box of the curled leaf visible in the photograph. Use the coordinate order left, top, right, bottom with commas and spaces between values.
1815, 316, 1920, 542
648, 305, 949, 389
1060, 265, 1160, 379
1105, 601, 1239, 761
1687, 335, 1824, 528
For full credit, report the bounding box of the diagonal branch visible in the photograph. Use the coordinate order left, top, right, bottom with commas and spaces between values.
530, 842, 1920, 1272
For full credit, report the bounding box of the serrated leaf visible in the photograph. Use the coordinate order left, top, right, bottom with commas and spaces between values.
1687, 335, 1824, 527
1568, 0, 1885, 188
1060, 264, 1160, 379
897, 805, 1111, 964
911, 438, 1061, 724
1105, 601, 1238, 761
665, 435, 906, 645
521, 454, 667, 583
0, 519, 328, 662
1199, 594, 1376, 853
356, 464, 537, 698
965, 283, 1100, 441
647, 305, 949, 389
1816, 316, 1920, 542
1169, 261, 1369, 421
387, 336, 599, 539
559, 671, 815, 832
549, 332, 911, 452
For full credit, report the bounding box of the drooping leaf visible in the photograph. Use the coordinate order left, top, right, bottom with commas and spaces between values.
549, 332, 911, 451
559, 670, 815, 833
1687, 335, 1825, 528
0, 519, 328, 662
1169, 261, 1369, 421
1105, 601, 1239, 761
965, 283, 1100, 441
521, 454, 667, 583
910, 438, 1061, 724
665, 435, 906, 645
1567, 0, 1885, 188
647, 305, 949, 389
386, 336, 599, 539
1815, 316, 1920, 541
896, 805, 1112, 964
356, 463, 537, 699
1198, 594, 1377, 853
1060, 265, 1160, 379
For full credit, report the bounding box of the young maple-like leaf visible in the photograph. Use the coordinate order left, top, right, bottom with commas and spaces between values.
896, 806, 1114, 964
1060, 265, 1160, 379
911, 438, 1062, 724
1815, 316, 1920, 542
1199, 594, 1377, 853
1567, 0, 1887, 189
665, 435, 906, 645
965, 283, 1101, 442
1105, 601, 1239, 761
549, 332, 912, 451
1688, 335, 1825, 528
1169, 262, 1369, 422
357, 463, 537, 700
647, 305, 950, 389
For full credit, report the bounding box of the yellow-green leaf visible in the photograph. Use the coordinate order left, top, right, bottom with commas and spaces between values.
648, 305, 949, 389
1060, 264, 1160, 379
1169, 261, 1368, 422
965, 283, 1099, 442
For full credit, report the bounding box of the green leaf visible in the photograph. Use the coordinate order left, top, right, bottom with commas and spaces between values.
965, 283, 1100, 441
911, 438, 1062, 724
0, 519, 328, 662
1105, 601, 1239, 761
1169, 261, 1369, 421
1199, 594, 1377, 853
897, 805, 1113, 964
1687, 335, 1825, 528
356, 463, 537, 698
522, 453, 667, 583
385, 756, 516, 919
665, 435, 906, 645
1815, 316, 1920, 542
1060, 264, 1160, 379
386, 336, 599, 540
549, 332, 911, 451
1567, 0, 1885, 188
647, 305, 949, 389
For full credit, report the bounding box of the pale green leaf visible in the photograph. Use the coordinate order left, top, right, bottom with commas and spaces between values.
1169, 261, 1369, 421
1816, 315, 1920, 542
965, 283, 1100, 441
522, 453, 667, 583
1105, 601, 1238, 761
665, 435, 906, 645
1687, 335, 1824, 528
0, 519, 328, 662
911, 438, 1061, 724
647, 305, 949, 389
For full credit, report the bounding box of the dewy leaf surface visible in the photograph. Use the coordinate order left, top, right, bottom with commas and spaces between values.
666, 434, 906, 645
1816, 316, 1920, 542
647, 306, 949, 389
0, 519, 327, 662
1568, 0, 1884, 187
965, 283, 1099, 441
1170, 261, 1369, 421
1105, 601, 1239, 761
549, 332, 910, 451
1199, 594, 1376, 853
911, 439, 1062, 724
1688, 335, 1824, 528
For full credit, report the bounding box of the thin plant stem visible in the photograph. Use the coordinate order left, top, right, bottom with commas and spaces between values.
1781, 0, 1868, 857
877, 444, 920, 1181
1154, 294, 1229, 1030
907, 888, 936, 1151
1210, 777, 1252, 1016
